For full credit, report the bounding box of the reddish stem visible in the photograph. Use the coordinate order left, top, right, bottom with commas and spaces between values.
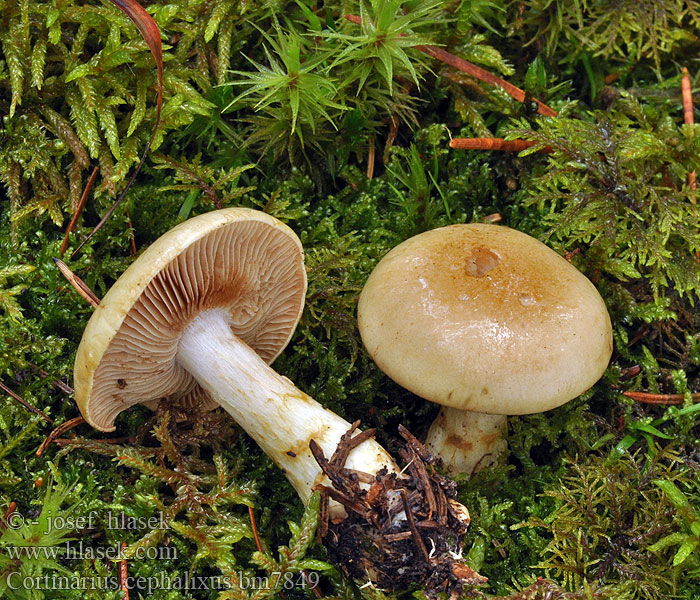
367, 139, 376, 180
450, 137, 550, 152
623, 391, 699, 405
125, 209, 138, 255
53, 258, 100, 308
682, 67, 695, 127
1, 502, 17, 531
36, 416, 86, 458
120, 542, 130, 600
681, 67, 697, 201
60, 166, 98, 256
383, 115, 400, 164
30, 363, 74, 396
248, 505, 264, 553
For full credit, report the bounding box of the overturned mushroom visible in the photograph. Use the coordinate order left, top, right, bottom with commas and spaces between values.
73, 208, 483, 595
358, 223, 613, 475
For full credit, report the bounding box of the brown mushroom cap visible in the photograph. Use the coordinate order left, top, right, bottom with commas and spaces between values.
74, 208, 307, 431
358, 223, 612, 415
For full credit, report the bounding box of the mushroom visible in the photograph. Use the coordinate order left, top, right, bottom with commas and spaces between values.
73, 208, 487, 594
357, 223, 613, 475
73, 207, 399, 506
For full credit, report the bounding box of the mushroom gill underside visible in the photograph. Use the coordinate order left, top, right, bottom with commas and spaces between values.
87, 219, 305, 430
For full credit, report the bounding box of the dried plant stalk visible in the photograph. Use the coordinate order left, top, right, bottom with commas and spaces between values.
450, 138, 550, 152
53, 258, 100, 308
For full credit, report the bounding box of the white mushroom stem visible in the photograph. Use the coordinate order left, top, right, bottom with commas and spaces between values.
175, 308, 399, 509
424, 406, 507, 475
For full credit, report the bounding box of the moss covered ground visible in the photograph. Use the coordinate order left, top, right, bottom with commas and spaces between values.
1, 0, 699, 598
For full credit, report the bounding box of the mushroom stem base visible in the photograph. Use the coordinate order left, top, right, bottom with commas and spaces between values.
315, 424, 487, 597
425, 407, 507, 475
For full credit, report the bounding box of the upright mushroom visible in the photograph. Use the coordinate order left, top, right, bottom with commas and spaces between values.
73, 207, 397, 503
72, 208, 483, 594
358, 223, 613, 475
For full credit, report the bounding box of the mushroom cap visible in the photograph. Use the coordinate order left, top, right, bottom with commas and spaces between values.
74, 208, 307, 431
358, 223, 612, 416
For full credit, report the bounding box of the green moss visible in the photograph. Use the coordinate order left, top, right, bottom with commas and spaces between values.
515, 448, 700, 599
508, 0, 700, 74
507, 97, 700, 299
1, 0, 699, 598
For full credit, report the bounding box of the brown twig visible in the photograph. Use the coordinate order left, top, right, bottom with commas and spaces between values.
397, 426, 436, 518
397, 424, 430, 461
433, 483, 448, 525
620, 365, 642, 380
315, 479, 373, 520
450, 137, 551, 152
367, 138, 376, 180
682, 68, 695, 127
329, 421, 376, 469
303, 570, 323, 599
120, 542, 130, 600
399, 449, 435, 514
0, 380, 53, 423
400, 488, 431, 563
60, 166, 98, 256
563, 248, 581, 263
416, 44, 557, 117
316, 487, 330, 541
384, 115, 400, 165
36, 416, 86, 457
491, 537, 507, 559
339, 467, 375, 484
627, 326, 651, 348
29, 363, 74, 396
310, 439, 354, 493
623, 391, 698, 405
53, 257, 100, 308
343, 14, 557, 118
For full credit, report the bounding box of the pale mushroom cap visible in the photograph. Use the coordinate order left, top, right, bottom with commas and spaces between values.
358, 223, 613, 415
74, 208, 307, 431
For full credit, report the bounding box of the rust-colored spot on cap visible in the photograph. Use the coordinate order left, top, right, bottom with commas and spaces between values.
465, 247, 500, 277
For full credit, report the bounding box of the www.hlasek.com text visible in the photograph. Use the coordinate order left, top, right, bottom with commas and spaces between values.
5, 541, 176, 561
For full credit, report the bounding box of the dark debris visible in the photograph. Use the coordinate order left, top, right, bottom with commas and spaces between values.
311, 421, 487, 598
